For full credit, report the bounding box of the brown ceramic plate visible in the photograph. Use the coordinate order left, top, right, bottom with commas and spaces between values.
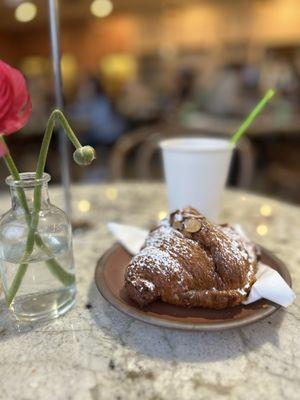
95, 243, 292, 331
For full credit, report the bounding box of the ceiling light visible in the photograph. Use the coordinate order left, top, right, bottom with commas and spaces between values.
90, 0, 113, 18
15, 2, 37, 23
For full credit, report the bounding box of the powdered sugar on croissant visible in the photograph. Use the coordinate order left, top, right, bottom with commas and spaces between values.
125, 208, 258, 309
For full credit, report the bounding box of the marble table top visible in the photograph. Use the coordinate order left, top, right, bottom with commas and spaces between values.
0, 182, 299, 400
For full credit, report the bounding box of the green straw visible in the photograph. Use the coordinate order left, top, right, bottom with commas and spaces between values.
230, 89, 275, 145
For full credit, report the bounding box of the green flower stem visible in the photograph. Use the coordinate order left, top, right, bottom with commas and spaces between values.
1, 109, 83, 306
3, 109, 83, 306
6, 238, 75, 308
1, 137, 74, 298
6, 217, 39, 307
5, 263, 28, 307
35, 110, 81, 184
8, 221, 53, 303
35, 235, 75, 286
33, 108, 83, 249
0, 137, 34, 306
1, 136, 75, 305
0, 137, 30, 225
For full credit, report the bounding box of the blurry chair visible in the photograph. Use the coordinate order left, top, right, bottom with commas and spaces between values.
234, 137, 256, 188
109, 124, 255, 189
109, 125, 166, 180
267, 163, 300, 202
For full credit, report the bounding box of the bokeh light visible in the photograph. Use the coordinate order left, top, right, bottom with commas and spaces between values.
105, 186, 118, 201
15, 2, 37, 23
78, 200, 91, 213
256, 224, 268, 236
158, 210, 167, 220
260, 204, 272, 217
90, 0, 113, 18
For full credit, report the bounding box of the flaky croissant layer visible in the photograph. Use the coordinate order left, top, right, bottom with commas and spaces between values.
125, 208, 258, 309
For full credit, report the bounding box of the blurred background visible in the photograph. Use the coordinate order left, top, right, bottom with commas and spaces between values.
0, 0, 300, 204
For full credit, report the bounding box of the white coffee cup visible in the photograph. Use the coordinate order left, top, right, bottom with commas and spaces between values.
160, 137, 234, 221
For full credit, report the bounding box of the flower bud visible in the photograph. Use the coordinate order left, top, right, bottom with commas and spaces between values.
73, 146, 96, 166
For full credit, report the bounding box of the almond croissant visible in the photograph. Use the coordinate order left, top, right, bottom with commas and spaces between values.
125, 208, 258, 309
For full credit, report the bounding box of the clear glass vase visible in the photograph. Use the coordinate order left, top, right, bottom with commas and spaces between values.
0, 172, 76, 322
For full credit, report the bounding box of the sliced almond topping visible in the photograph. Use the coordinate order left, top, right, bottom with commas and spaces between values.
173, 220, 183, 230
184, 218, 201, 233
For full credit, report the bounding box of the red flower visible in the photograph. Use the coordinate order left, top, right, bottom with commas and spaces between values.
0, 59, 32, 136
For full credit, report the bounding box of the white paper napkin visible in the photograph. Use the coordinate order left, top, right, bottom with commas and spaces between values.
107, 223, 296, 308
108, 223, 148, 255
242, 262, 295, 307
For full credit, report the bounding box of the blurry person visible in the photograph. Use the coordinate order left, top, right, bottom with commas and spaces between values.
164, 68, 198, 123
177, 68, 196, 103
117, 77, 158, 124
206, 63, 243, 117
69, 75, 125, 146
242, 64, 260, 91
260, 54, 297, 94
240, 64, 261, 111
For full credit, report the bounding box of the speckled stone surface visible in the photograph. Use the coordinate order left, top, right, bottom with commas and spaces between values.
0, 183, 299, 400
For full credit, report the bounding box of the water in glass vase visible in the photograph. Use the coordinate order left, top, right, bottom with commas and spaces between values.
0, 172, 76, 322
1, 236, 76, 322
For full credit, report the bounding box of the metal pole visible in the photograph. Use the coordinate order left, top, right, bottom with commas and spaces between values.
48, 0, 72, 216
